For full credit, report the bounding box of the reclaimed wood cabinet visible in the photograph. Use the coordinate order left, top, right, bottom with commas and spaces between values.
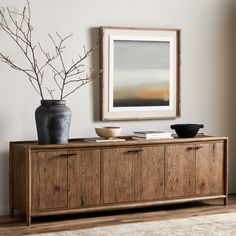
31, 150, 68, 211
195, 142, 224, 195
31, 149, 101, 212
9, 135, 228, 225
102, 146, 165, 204
165, 144, 196, 198
165, 142, 225, 199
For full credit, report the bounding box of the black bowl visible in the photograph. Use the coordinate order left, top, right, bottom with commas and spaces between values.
170, 124, 204, 138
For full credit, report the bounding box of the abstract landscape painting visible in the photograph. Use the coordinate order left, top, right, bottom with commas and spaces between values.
113, 40, 170, 107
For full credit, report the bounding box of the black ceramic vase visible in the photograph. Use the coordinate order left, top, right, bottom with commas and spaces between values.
35, 100, 71, 144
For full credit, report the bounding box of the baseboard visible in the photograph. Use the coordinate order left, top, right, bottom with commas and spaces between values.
0, 206, 9, 216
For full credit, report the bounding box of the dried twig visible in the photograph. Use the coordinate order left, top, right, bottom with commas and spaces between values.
46, 87, 55, 99
0, 1, 99, 100
62, 70, 100, 99
0, 0, 44, 99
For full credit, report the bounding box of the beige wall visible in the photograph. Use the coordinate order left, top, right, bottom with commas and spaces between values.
0, 0, 235, 215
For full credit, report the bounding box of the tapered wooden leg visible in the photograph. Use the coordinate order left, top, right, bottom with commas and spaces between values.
26, 214, 31, 226
10, 208, 14, 217
224, 197, 228, 206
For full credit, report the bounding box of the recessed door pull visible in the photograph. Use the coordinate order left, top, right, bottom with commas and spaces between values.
126, 149, 143, 153
67, 153, 77, 156
186, 146, 204, 150
196, 145, 204, 149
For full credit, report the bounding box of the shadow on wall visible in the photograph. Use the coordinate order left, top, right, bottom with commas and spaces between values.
90, 27, 101, 122
226, 0, 236, 194
230, 1, 236, 194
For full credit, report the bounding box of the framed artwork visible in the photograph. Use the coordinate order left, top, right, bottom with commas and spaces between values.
100, 27, 181, 120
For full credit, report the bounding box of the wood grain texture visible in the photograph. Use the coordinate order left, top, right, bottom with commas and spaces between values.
26, 149, 31, 226
30, 195, 227, 217
103, 148, 135, 204
135, 146, 164, 201
9, 135, 228, 150
196, 142, 224, 195
165, 144, 196, 198
31, 151, 68, 211
10, 143, 28, 214
9, 143, 13, 217
224, 138, 229, 205
68, 149, 101, 208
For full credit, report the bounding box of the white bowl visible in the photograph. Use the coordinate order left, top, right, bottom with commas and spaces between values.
95, 127, 121, 139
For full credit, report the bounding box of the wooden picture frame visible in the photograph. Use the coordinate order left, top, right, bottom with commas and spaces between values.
100, 27, 181, 120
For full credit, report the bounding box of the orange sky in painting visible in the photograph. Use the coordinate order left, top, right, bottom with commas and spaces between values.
114, 82, 170, 102
138, 90, 169, 100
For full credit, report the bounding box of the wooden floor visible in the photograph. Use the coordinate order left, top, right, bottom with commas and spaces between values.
1, 196, 236, 236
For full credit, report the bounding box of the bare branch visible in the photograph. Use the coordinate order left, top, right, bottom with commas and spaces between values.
56, 32, 73, 43
39, 43, 65, 81
0, 9, 9, 28
7, 8, 29, 44
0, 2, 44, 99
64, 77, 89, 85
56, 41, 98, 99
0, 52, 37, 80
66, 69, 85, 78
0, 1, 100, 100
38, 42, 60, 72
62, 71, 99, 99
66, 41, 98, 76
46, 87, 55, 99
20, 7, 26, 28
28, 76, 41, 95
53, 71, 62, 90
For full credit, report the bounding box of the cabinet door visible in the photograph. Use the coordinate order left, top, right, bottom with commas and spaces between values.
196, 142, 224, 195
135, 146, 164, 201
103, 148, 135, 204
165, 144, 196, 198
31, 151, 68, 211
68, 149, 101, 208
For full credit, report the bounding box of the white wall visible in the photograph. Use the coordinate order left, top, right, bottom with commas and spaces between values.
0, 0, 235, 215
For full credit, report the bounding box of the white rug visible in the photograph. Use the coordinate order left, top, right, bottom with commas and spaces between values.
31, 212, 236, 236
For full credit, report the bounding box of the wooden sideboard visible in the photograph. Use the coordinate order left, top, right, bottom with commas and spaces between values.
9, 135, 228, 225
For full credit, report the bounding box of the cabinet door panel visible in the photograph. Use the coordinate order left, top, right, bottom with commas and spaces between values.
68, 149, 100, 207
135, 146, 164, 201
165, 144, 195, 198
32, 151, 68, 211
103, 148, 135, 204
196, 142, 224, 195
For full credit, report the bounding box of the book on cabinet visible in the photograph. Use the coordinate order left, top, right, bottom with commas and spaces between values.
133, 131, 172, 139
132, 136, 174, 140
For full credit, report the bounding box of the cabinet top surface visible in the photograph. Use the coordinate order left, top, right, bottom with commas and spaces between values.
10, 135, 228, 150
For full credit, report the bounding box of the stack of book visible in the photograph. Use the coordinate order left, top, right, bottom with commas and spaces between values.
133, 131, 173, 140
